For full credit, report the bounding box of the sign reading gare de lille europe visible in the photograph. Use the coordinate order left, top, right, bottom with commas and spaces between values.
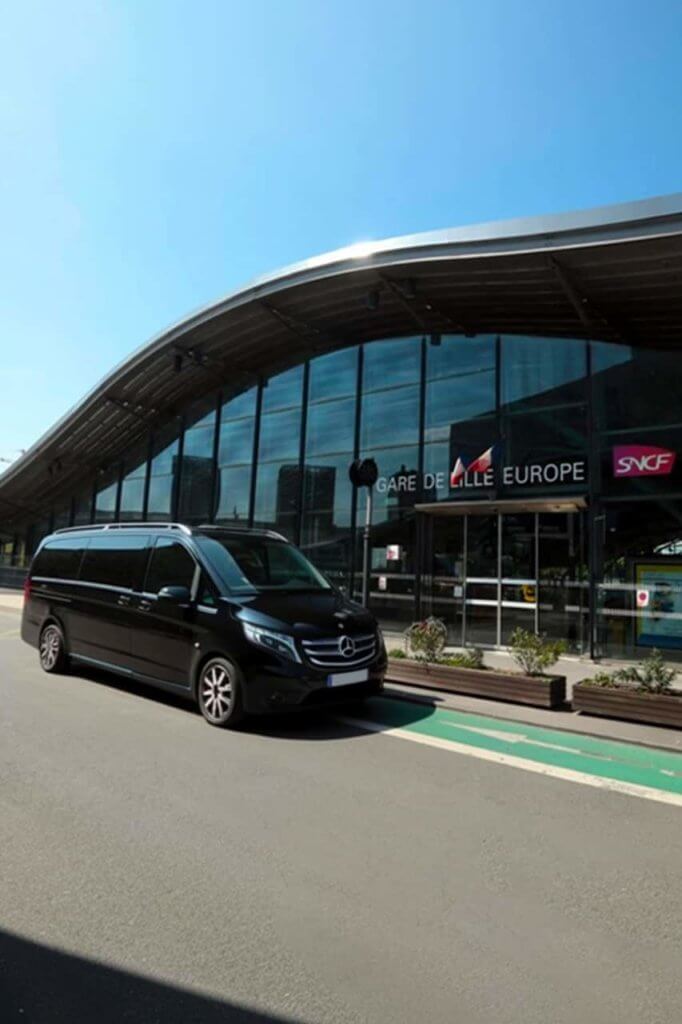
375, 447, 588, 495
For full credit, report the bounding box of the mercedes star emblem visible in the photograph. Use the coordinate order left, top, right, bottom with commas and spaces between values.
338, 635, 356, 658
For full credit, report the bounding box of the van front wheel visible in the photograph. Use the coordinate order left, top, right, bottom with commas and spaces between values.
197, 657, 244, 728
39, 623, 69, 674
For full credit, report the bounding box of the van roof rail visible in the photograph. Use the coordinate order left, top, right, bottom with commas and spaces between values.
54, 522, 192, 536
196, 524, 288, 542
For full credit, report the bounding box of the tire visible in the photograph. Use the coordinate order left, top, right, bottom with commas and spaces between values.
196, 656, 245, 728
39, 622, 69, 674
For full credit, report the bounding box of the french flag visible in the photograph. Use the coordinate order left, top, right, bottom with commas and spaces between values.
450, 457, 466, 487
467, 446, 494, 475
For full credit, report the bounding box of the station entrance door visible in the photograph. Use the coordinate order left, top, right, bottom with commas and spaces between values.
418, 499, 588, 652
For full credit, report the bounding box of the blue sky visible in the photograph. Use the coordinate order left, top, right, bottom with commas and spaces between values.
1, 0, 682, 463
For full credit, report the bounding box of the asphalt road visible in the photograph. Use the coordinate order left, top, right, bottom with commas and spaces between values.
2, 605, 682, 1024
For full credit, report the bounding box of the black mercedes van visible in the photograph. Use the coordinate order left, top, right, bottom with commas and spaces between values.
21, 523, 386, 727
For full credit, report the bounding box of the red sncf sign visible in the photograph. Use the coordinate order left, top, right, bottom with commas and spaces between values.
613, 445, 676, 478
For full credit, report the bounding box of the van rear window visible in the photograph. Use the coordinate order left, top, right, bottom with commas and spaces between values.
32, 538, 85, 580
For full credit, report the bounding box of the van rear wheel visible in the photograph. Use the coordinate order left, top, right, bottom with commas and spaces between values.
39, 623, 69, 674
197, 657, 244, 728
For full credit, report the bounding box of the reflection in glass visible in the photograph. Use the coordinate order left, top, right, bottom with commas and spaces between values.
215, 465, 252, 523
363, 338, 421, 392
262, 365, 303, 413
306, 398, 356, 456
361, 385, 419, 451
309, 347, 358, 402
502, 336, 587, 409
253, 462, 300, 538
258, 408, 301, 462
94, 470, 119, 523
222, 388, 256, 422
219, 416, 255, 467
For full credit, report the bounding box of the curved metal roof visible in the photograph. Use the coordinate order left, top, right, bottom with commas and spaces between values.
3, 193, 682, 529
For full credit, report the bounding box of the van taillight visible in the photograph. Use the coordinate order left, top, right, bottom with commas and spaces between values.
23, 577, 32, 604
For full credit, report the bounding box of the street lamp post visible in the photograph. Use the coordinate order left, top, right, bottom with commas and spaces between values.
348, 458, 379, 609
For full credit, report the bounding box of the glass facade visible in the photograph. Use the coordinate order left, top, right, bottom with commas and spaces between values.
13, 334, 682, 661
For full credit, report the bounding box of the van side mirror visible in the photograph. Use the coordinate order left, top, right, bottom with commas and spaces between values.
157, 584, 192, 604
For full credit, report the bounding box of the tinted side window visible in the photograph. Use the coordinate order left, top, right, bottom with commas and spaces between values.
80, 535, 148, 589
145, 539, 197, 594
32, 538, 84, 580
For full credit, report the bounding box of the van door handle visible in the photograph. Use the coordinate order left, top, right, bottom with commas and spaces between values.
117, 595, 131, 607
138, 600, 153, 613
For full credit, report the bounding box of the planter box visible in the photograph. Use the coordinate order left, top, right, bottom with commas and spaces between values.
573, 683, 682, 728
386, 657, 566, 709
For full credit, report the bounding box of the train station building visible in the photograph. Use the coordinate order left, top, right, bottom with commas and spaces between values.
3, 195, 682, 660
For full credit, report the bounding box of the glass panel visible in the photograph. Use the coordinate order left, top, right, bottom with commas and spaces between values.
262, 365, 303, 412
300, 454, 354, 588
363, 337, 422, 392
119, 477, 145, 521
592, 342, 682, 431
94, 470, 119, 523
426, 335, 496, 381
218, 416, 255, 467
306, 398, 356, 456
147, 475, 174, 521
253, 462, 299, 538
538, 512, 587, 653
425, 374, 496, 442
597, 500, 682, 660
221, 387, 256, 422
503, 406, 587, 492
501, 513, 535, 580
501, 336, 587, 410
358, 514, 416, 631
215, 465, 252, 524
120, 440, 149, 521
150, 424, 180, 476
427, 516, 465, 644
466, 515, 498, 578
465, 582, 498, 647
73, 484, 94, 526
182, 425, 214, 459
360, 384, 419, 451
178, 457, 213, 525
258, 408, 301, 462
309, 347, 358, 402
362, 445, 420, 523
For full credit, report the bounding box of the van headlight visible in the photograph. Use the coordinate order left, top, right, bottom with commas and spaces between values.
242, 623, 301, 663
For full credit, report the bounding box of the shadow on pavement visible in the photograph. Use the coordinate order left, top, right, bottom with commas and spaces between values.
0, 927, 307, 1024
56, 665, 435, 741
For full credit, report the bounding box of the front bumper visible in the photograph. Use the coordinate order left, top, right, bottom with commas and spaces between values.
242, 657, 386, 714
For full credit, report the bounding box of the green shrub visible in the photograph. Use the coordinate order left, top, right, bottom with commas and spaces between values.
443, 647, 485, 670
404, 617, 447, 664
388, 647, 407, 659
583, 649, 676, 694
509, 628, 567, 677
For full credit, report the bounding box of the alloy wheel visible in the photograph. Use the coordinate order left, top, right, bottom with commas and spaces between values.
40, 626, 62, 671
200, 663, 234, 723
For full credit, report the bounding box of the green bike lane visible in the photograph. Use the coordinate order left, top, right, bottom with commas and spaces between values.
341, 696, 682, 807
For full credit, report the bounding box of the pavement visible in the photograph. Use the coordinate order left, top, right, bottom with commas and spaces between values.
2, 603, 682, 1023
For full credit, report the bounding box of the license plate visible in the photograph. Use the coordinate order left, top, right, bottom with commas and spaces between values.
326, 668, 369, 687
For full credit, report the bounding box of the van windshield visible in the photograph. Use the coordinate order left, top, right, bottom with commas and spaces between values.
195, 533, 332, 595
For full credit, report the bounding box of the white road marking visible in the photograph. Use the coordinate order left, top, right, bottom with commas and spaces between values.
338, 716, 682, 808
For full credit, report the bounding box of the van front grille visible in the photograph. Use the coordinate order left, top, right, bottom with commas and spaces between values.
301, 633, 377, 669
